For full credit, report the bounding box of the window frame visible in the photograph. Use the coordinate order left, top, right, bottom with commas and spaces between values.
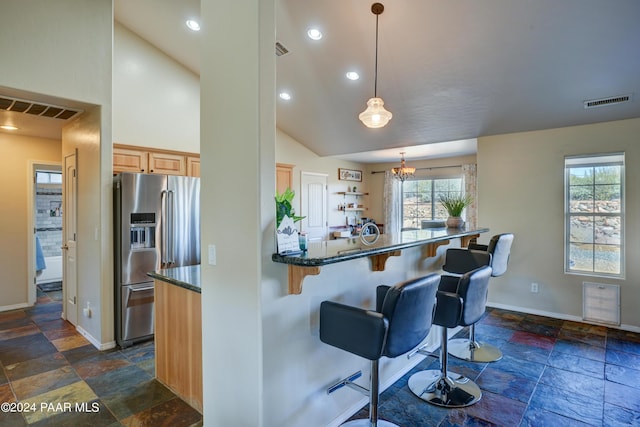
564, 152, 625, 279
401, 175, 464, 229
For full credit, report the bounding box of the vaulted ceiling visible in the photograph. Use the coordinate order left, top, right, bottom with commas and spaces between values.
3, 1, 639, 163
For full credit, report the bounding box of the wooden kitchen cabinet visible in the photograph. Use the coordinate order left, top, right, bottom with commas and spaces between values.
187, 156, 200, 177
113, 146, 149, 173
113, 144, 200, 177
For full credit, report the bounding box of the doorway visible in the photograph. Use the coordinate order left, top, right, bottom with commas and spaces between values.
300, 172, 328, 241
34, 168, 63, 295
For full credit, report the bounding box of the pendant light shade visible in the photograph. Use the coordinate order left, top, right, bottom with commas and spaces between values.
360, 3, 392, 129
359, 97, 392, 128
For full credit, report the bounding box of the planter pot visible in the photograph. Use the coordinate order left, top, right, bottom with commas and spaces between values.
446, 216, 465, 228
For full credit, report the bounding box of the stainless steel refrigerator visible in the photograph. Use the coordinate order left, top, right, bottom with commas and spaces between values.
114, 172, 200, 347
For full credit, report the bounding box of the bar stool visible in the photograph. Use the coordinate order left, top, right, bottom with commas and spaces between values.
446, 233, 514, 362
408, 266, 493, 408
320, 273, 440, 427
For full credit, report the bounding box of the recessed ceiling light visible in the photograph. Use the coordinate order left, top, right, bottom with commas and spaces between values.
346, 71, 360, 81
307, 28, 322, 41
186, 20, 201, 31
0, 125, 18, 131
279, 92, 292, 101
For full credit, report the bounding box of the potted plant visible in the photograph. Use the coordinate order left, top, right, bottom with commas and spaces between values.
275, 188, 305, 227
439, 193, 473, 228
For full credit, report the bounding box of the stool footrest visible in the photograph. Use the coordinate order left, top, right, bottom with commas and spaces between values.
407, 344, 438, 360
327, 370, 366, 396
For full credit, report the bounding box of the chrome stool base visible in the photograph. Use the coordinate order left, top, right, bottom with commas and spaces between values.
342, 420, 399, 427
447, 338, 503, 363
408, 369, 482, 408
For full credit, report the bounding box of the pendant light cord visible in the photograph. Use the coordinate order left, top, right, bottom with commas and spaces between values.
374, 13, 379, 97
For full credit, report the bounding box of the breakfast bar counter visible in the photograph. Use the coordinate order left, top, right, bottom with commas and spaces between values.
272, 227, 488, 294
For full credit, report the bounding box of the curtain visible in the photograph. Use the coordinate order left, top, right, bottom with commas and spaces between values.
462, 163, 478, 229
383, 171, 402, 235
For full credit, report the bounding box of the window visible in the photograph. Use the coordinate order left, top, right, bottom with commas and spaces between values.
402, 177, 463, 229
565, 153, 624, 277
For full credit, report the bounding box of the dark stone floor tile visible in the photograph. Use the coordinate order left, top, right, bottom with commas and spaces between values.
38, 318, 78, 341
604, 380, 640, 412
561, 320, 607, 336
498, 341, 550, 365
518, 322, 560, 338
0, 364, 7, 385
73, 351, 132, 380
120, 340, 155, 363
442, 411, 498, 426
603, 402, 640, 427
12, 365, 80, 400
119, 397, 202, 427
552, 339, 606, 362
0, 317, 35, 331
0, 383, 15, 403
547, 351, 604, 379
529, 383, 603, 425
607, 338, 640, 356
102, 378, 175, 420
558, 328, 606, 347
605, 364, 640, 390
29, 399, 118, 427
0, 324, 40, 342
463, 389, 527, 426
522, 313, 564, 329
490, 354, 545, 383
606, 347, 640, 368
607, 329, 640, 344
539, 366, 604, 400
480, 310, 525, 330
519, 405, 593, 427
510, 330, 556, 350
378, 386, 448, 427
0, 333, 58, 366
474, 323, 516, 341
85, 364, 152, 400
4, 352, 69, 382
62, 344, 103, 365
475, 366, 537, 403
0, 411, 28, 427
24, 302, 62, 316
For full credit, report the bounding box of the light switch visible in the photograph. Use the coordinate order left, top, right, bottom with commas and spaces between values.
208, 244, 216, 265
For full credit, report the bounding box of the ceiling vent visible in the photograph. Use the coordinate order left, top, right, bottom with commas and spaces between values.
584, 94, 632, 109
275, 41, 290, 57
0, 96, 82, 120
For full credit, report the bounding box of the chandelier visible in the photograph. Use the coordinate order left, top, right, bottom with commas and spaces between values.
391, 152, 415, 181
358, 3, 392, 129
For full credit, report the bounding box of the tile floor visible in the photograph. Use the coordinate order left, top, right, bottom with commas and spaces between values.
348, 307, 640, 426
2, 290, 640, 426
0, 288, 202, 427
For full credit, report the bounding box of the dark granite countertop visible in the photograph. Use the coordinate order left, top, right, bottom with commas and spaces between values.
272, 227, 489, 267
147, 265, 201, 293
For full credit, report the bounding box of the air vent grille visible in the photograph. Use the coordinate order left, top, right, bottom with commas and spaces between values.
275, 41, 290, 57
0, 96, 82, 120
584, 94, 632, 109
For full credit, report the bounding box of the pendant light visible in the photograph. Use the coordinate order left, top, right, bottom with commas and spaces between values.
391, 152, 415, 181
359, 3, 392, 129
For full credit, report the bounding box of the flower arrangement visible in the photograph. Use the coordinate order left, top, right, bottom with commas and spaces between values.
439, 193, 473, 218
275, 188, 305, 227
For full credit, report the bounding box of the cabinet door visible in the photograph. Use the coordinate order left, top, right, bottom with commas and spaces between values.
276, 163, 294, 194
187, 156, 200, 177
113, 147, 148, 173
149, 152, 186, 176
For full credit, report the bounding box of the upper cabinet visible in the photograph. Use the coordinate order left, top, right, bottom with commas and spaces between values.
114, 144, 199, 177
276, 163, 294, 194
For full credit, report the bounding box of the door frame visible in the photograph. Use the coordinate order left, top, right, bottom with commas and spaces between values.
27, 161, 62, 307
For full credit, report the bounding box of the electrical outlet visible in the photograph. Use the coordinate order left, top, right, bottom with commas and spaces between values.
208, 244, 216, 265
83, 302, 92, 318
531, 282, 539, 293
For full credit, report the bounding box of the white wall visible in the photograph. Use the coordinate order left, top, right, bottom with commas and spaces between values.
113, 22, 200, 153
0, 0, 113, 346
478, 118, 640, 330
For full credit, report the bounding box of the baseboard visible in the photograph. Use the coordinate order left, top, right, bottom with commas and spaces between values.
75, 325, 116, 351
0, 303, 30, 313
487, 302, 640, 333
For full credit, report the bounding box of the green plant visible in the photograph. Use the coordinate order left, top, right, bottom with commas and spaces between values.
439, 193, 473, 217
275, 188, 305, 227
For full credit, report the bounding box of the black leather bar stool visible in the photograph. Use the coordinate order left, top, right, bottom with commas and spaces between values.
408, 266, 493, 408
320, 273, 440, 427
445, 233, 514, 362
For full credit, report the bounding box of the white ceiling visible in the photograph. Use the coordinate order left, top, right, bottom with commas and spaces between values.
3, 1, 640, 163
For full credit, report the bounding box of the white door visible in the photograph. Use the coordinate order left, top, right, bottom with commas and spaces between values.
300, 172, 328, 241
62, 151, 78, 325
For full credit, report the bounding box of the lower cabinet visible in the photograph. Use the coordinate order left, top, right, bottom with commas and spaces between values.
154, 279, 202, 413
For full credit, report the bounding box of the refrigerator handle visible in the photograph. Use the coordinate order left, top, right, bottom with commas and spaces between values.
168, 189, 175, 264
161, 190, 168, 266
